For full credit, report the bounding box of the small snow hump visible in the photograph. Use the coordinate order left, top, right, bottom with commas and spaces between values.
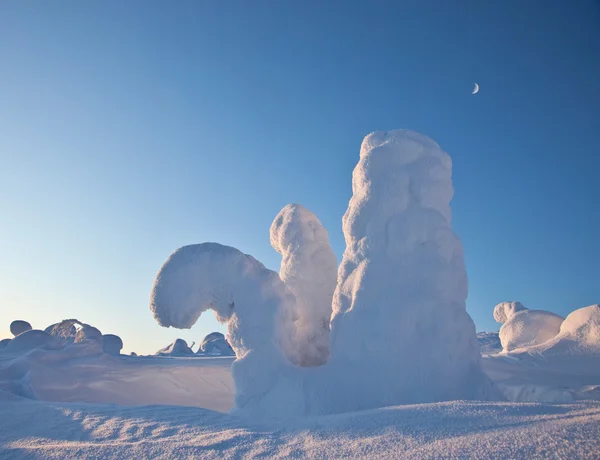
10, 320, 32, 337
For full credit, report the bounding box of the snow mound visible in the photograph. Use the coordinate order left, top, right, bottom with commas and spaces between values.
9, 320, 32, 337
270, 203, 337, 366
531, 305, 600, 356
3, 330, 61, 354
156, 338, 195, 356
494, 301, 527, 324
494, 302, 563, 352
102, 334, 123, 355
327, 129, 497, 410
0, 339, 10, 350
199, 332, 234, 356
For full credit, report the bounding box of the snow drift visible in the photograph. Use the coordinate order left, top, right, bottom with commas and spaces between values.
494, 301, 563, 352
270, 203, 337, 366
150, 129, 499, 417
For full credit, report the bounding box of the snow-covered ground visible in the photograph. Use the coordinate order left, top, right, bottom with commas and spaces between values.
2, 397, 599, 458
2, 342, 600, 458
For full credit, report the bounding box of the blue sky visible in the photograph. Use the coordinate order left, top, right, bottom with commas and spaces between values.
1, 1, 598, 354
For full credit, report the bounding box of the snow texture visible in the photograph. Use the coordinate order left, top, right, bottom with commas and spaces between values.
270, 203, 338, 366
150, 129, 498, 417
102, 334, 123, 355
494, 302, 563, 352
45, 319, 79, 346
9, 320, 31, 337
1, 398, 600, 459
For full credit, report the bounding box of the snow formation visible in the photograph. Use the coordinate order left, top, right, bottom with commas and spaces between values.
9, 320, 32, 337
156, 338, 195, 356
199, 332, 234, 356
270, 203, 337, 366
326, 130, 496, 410
149, 243, 305, 416
150, 129, 499, 417
102, 334, 123, 355
493, 301, 527, 324
494, 302, 563, 352
529, 304, 600, 356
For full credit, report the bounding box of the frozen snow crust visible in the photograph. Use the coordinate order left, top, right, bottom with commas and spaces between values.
150, 129, 499, 417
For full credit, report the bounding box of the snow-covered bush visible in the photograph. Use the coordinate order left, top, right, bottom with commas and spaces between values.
10, 320, 32, 337
270, 204, 337, 366
45, 320, 80, 346
494, 302, 563, 352
74, 325, 102, 343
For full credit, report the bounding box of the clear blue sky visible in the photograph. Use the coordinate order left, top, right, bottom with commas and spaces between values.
1, 1, 598, 354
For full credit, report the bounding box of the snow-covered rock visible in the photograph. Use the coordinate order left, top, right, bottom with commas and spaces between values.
102, 334, 123, 355
10, 320, 32, 337
494, 302, 563, 352
270, 203, 337, 366
156, 339, 195, 356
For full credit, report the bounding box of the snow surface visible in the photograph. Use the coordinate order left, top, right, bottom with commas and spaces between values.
1, 398, 599, 458
270, 203, 337, 366
477, 331, 502, 355
0, 346, 234, 412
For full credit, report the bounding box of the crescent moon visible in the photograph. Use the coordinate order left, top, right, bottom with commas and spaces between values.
472, 83, 479, 94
